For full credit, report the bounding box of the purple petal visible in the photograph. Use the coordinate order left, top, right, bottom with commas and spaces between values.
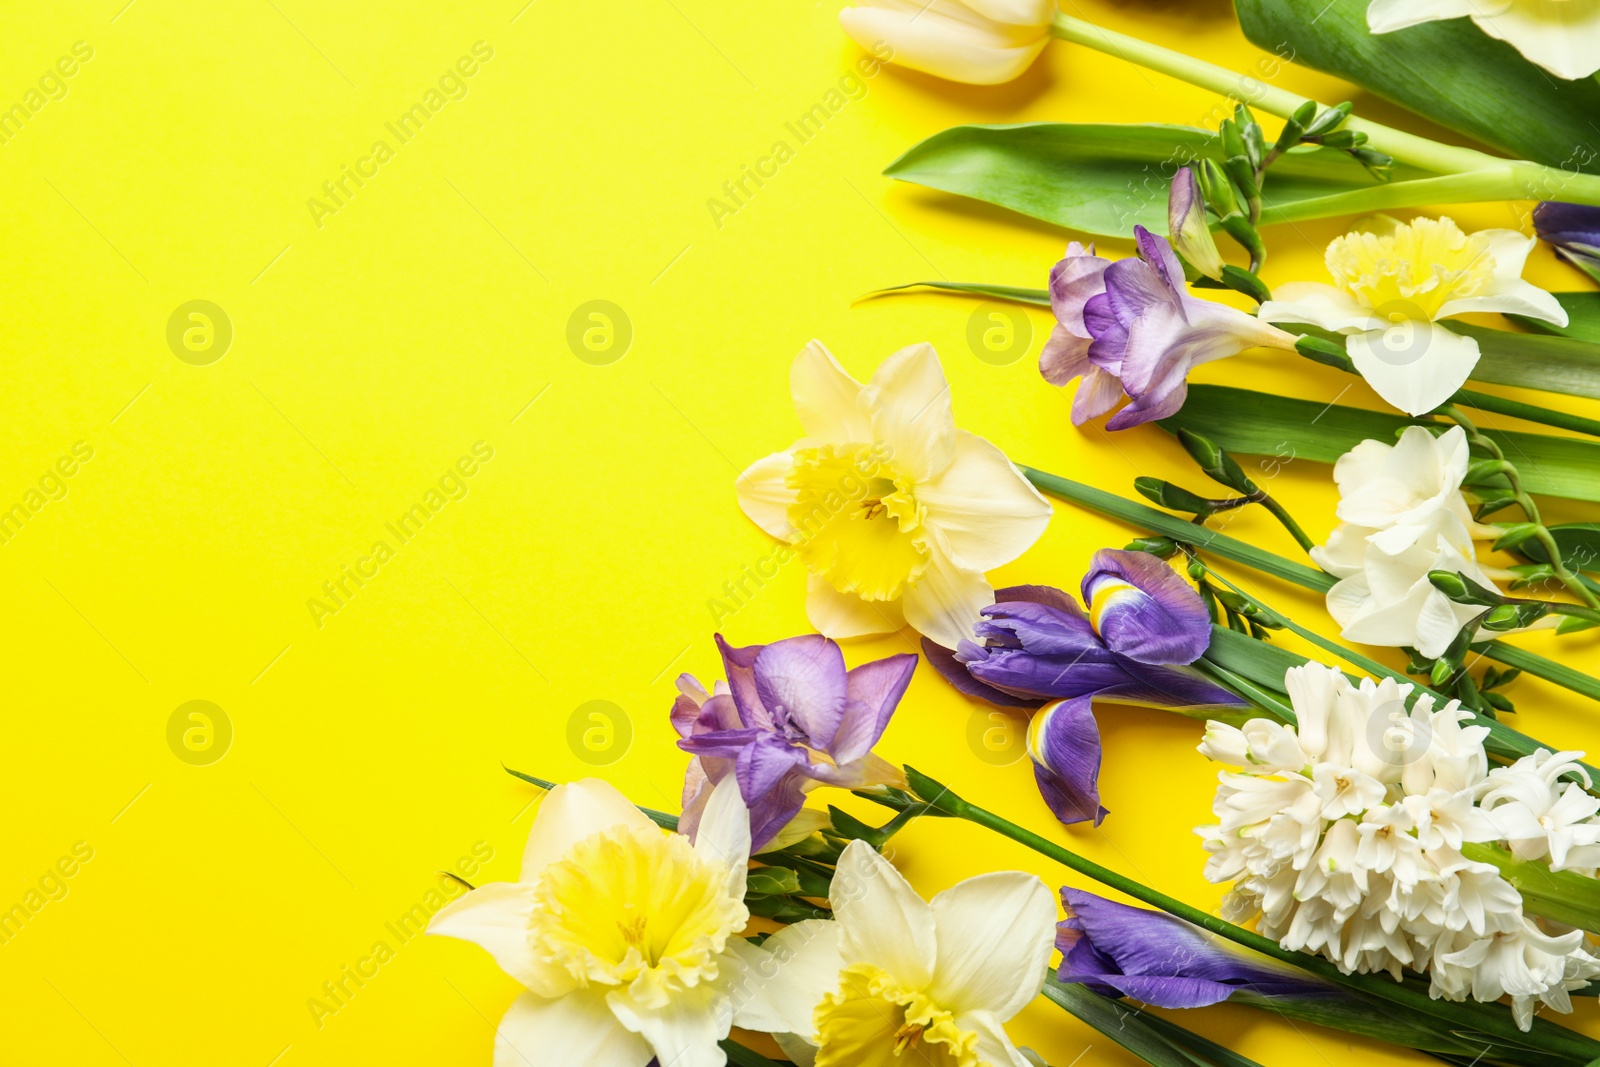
1133, 225, 1188, 295
993, 584, 1084, 617
1103, 376, 1188, 431
714, 634, 775, 731
753, 634, 847, 743
921, 636, 1044, 708
1534, 201, 1600, 249
1057, 887, 1334, 1007
1028, 698, 1106, 825
678, 726, 767, 761
1110, 300, 1191, 400
735, 734, 812, 802
746, 770, 810, 854
1102, 255, 1182, 332
1048, 244, 1111, 336
973, 599, 1102, 656
830, 652, 917, 765
1040, 325, 1093, 387
1082, 549, 1213, 665
1082, 292, 1128, 374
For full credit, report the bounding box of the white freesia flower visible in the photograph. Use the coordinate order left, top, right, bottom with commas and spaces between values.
427, 776, 772, 1067
1199, 664, 1600, 1029
1312, 426, 1501, 658
1260, 216, 1568, 415
840, 0, 1057, 84
737, 341, 1052, 649
744, 838, 1055, 1067
1368, 0, 1600, 80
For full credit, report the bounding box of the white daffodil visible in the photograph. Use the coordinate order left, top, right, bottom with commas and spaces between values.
427, 776, 770, 1067
840, 0, 1057, 85
744, 839, 1055, 1067
737, 341, 1052, 650
1368, 0, 1600, 80
1311, 426, 1502, 658
1260, 216, 1568, 415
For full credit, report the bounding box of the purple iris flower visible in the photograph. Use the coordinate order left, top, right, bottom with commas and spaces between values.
1534, 201, 1600, 283
674, 634, 916, 851
1057, 887, 1335, 1007
924, 550, 1243, 826
1041, 227, 1296, 430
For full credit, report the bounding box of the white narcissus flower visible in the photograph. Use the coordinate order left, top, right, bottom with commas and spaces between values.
839, 0, 1057, 85
1260, 216, 1567, 415
744, 838, 1055, 1067
1368, 0, 1600, 80
1311, 426, 1501, 659
427, 776, 772, 1067
737, 341, 1052, 650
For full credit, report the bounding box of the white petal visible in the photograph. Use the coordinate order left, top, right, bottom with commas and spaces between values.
833, 839, 936, 987
805, 574, 902, 639
864, 343, 956, 481
1347, 323, 1480, 416
428, 883, 568, 997
694, 773, 753, 898
731, 920, 843, 1036
900, 548, 993, 651
1473, 0, 1600, 79
1367, 0, 1506, 32
839, 7, 1048, 85
960, 1010, 1032, 1067
1258, 282, 1374, 332
792, 340, 871, 442
607, 983, 732, 1067
736, 451, 798, 540
522, 779, 655, 880
494, 991, 653, 1067
774, 1033, 819, 1067
927, 872, 1055, 1018
1437, 229, 1568, 325
917, 430, 1052, 572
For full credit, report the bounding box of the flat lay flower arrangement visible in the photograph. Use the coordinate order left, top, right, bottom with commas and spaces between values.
429, 3, 1600, 1065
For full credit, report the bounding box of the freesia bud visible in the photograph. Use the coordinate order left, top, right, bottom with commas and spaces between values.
1168, 167, 1226, 281
839, 0, 1056, 85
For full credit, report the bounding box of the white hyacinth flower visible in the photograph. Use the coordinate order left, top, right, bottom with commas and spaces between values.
1197, 664, 1600, 1028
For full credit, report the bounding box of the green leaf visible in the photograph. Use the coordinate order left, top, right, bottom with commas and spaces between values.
1449, 323, 1600, 400
1042, 976, 1258, 1067
872, 280, 1050, 306
1523, 523, 1600, 574
743, 867, 801, 896
1234, 0, 1600, 171
1511, 293, 1600, 343
882, 122, 1437, 238
1157, 385, 1600, 503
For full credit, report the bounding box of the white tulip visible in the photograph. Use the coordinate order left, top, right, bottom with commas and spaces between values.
840, 0, 1057, 85
1368, 0, 1600, 80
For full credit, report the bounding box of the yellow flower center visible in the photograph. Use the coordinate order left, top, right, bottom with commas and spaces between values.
813, 963, 979, 1067
786, 443, 930, 601
1326, 216, 1495, 322
528, 822, 743, 1000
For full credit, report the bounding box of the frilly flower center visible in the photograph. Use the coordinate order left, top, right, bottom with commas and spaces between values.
1326, 217, 1495, 322
812, 963, 978, 1067
528, 822, 742, 994
786, 443, 930, 601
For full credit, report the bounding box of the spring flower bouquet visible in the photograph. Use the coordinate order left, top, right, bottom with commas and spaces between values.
425, 4, 1600, 1065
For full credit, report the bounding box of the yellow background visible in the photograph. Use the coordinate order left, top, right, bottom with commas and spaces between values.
3, 0, 1597, 1063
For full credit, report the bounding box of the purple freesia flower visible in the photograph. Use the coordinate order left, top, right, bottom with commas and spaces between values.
924, 550, 1244, 826
1057, 886, 1335, 1007
1042, 227, 1297, 430
674, 633, 916, 851
1534, 201, 1600, 283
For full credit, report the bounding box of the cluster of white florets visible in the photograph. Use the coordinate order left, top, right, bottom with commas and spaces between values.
1197, 664, 1600, 1028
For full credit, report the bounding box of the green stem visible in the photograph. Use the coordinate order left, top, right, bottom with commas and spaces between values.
1046, 14, 1600, 208
903, 766, 1600, 1062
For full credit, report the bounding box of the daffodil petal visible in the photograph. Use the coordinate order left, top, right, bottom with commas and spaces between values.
607, 982, 732, 1067
1436, 229, 1568, 324
839, 7, 1048, 85
927, 872, 1055, 1018
428, 883, 569, 997
521, 779, 657, 880
1347, 322, 1480, 416
805, 574, 902, 639
1473, 0, 1600, 79
1367, 0, 1507, 32
692, 774, 753, 900
918, 430, 1052, 572
833, 840, 937, 988
735, 919, 845, 1035
901, 549, 994, 651
792, 340, 872, 442
494, 990, 653, 1067
959, 1010, 1032, 1067
864, 342, 956, 482
737, 450, 798, 539
1259, 282, 1373, 333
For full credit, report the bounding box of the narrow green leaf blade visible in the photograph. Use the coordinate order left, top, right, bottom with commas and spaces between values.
1513, 293, 1600, 344
1234, 0, 1600, 171
1450, 323, 1600, 400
